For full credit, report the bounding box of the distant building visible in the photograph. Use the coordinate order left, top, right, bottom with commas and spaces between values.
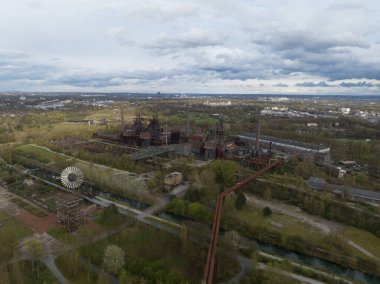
340, 107, 351, 115
164, 172, 183, 190
237, 133, 331, 163
203, 100, 232, 107
307, 123, 318, 127
306, 176, 380, 204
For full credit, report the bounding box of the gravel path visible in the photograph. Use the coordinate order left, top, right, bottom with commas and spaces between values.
245, 192, 343, 234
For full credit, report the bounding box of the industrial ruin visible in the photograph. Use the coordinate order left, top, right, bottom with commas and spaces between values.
93, 106, 331, 168
55, 195, 87, 232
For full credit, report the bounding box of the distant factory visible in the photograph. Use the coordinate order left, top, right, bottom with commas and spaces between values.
237, 133, 331, 163
94, 106, 331, 166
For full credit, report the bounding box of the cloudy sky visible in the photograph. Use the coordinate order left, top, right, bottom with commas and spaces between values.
1, 0, 380, 94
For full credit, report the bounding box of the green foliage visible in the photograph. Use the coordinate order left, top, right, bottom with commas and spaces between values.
4, 260, 57, 284
0, 212, 33, 261
99, 204, 124, 227
167, 198, 212, 223
235, 191, 247, 211
25, 239, 44, 271
263, 206, 272, 217
127, 259, 186, 284
185, 186, 204, 202
211, 160, 237, 186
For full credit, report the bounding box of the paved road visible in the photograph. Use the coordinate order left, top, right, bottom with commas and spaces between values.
137, 182, 189, 220
42, 255, 68, 284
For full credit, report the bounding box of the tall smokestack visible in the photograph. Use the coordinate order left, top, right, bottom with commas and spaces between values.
120, 105, 125, 131
255, 108, 261, 154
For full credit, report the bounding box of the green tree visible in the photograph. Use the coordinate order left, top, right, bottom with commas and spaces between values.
235, 191, 247, 211
11, 255, 24, 284
62, 250, 81, 276
211, 160, 237, 186
263, 207, 272, 217
25, 239, 44, 272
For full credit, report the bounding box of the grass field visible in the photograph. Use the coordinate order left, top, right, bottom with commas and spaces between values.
47, 228, 76, 243
235, 206, 323, 240
0, 211, 33, 241
342, 226, 380, 259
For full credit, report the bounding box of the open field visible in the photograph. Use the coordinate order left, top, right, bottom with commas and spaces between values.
342, 227, 380, 260
234, 206, 326, 241
0, 211, 33, 241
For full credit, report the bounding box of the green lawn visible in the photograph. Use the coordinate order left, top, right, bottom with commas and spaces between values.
342, 226, 380, 259
0, 211, 33, 261
0, 211, 33, 241
47, 228, 76, 243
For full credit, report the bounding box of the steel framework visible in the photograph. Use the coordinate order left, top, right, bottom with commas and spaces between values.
56, 195, 87, 232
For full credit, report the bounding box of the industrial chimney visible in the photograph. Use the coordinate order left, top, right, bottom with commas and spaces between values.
255, 108, 261, 155
120, 105, 125, 131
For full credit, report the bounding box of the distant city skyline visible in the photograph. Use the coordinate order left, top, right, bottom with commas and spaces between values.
1, 0, 380, 94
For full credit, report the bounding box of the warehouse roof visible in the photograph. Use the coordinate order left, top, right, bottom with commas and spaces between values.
307, 177, 380, 202
239, 132, 329, 152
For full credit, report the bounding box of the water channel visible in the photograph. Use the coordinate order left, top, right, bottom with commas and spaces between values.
159, 212, 380, 284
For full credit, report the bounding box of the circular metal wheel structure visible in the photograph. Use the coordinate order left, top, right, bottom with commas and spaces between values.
60, 166, 84, 189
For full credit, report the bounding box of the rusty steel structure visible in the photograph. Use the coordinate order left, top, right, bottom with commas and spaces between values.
203, 159, 283, 284
56, 195, 87, 232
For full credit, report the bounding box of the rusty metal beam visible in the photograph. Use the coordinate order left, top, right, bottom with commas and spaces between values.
203, 159, 283, 284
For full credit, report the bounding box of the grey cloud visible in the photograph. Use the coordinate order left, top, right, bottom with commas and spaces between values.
50, 68, 188, 88
253, 32, 369, 53
0, 50, 56, 82
144, 28, 224, 54
273, 83, 288, 87
125, 1, 199, 22
0, 49, 30, 60
295, 81, 331, 87
340, 81, 375, 87
105, 26, 134, 45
